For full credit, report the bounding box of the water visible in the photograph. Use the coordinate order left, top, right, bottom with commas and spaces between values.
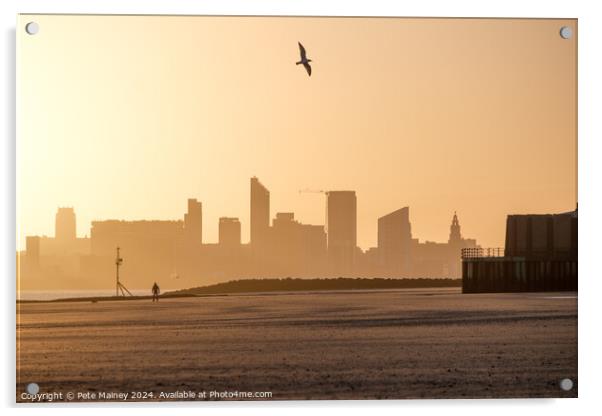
18, 287, 461, 301
18, 289, 151, 301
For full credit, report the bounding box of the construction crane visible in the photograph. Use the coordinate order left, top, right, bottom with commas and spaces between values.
298, 188, 325, 194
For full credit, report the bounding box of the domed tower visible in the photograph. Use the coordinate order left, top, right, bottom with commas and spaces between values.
448, 211, 462, 245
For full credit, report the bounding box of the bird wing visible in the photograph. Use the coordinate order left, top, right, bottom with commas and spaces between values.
303, 62, 312, 76
298, 42, 307, 60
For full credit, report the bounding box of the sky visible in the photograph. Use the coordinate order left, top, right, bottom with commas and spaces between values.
17, 15, 577, 250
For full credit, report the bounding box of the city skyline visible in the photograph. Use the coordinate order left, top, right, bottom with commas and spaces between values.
20, 175, 483, 289
24, 177, 488, 250
20, 184, 576, 251
17, 16, 577, 251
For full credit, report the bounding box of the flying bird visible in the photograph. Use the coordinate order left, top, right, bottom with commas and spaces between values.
296, 42, 312, 76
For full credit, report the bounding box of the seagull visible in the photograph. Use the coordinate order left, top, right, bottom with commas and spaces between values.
296, 42, 312, 76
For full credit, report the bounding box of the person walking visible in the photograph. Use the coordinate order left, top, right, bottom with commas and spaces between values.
152, 282, 160, 302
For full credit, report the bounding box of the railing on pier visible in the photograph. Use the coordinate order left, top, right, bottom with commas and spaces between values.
461, 247, 504, 259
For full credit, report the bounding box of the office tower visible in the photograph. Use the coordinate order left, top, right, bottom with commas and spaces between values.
270, 212, 299, 274
325, 191, 357, 275
250, 176, 270, 246
219, 217, 241, 247
378, 207, 412, 276
55, 207, 76, 241
300, 223, 328, 275
184, 198, 203, 244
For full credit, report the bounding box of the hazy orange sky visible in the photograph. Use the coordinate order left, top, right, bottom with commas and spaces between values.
17, 15, 576, 250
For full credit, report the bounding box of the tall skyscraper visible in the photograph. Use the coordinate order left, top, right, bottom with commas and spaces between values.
184, 198, 202, 244
325, 191, 357, 275
378, 207, 412, 276
250, 177, 270, 246
55, 207, 76, 241
219, 217, 241, 247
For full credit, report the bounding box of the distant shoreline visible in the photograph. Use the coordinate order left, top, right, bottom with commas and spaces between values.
169, 277, 461, 296
18, 277, 461, 303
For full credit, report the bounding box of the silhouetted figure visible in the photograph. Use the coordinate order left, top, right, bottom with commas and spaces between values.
152, 282, 160, 302
296, 42, 312, 76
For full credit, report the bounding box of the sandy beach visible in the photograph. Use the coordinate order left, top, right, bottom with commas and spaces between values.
16, 288, 577, 401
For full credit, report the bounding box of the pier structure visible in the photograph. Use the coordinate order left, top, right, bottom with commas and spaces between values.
462, 209, 577, 293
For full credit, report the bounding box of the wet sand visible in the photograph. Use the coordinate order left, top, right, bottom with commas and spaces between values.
16, 288, 577, 401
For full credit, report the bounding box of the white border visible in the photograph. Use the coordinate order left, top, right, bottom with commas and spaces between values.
2, 1, 601, 415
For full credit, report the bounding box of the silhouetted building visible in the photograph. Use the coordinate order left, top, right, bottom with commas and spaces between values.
326, 191, 357, 275
462, 208, 577, 293
356, 247, 380, 277
55, 207, 76, 241
449, 212, 461, 243
504, 211, 577, 260
272, 212, 296, 232
91, 220, 183, 256
18, 180, 490, 290
250, 177, 270, 246
219, 217, 241, 247
25, 236, 40, 266
269, 212, 327, 277
300, 224, 328, 275
270, 213, 301, 275
20, 208, 90, 289
184, 198, 202, 244
35, 208, 90, 258
90, 219, 184, 285
378, 207, 412, 276
447, 212, 477, 277
410, 212, 478, 278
